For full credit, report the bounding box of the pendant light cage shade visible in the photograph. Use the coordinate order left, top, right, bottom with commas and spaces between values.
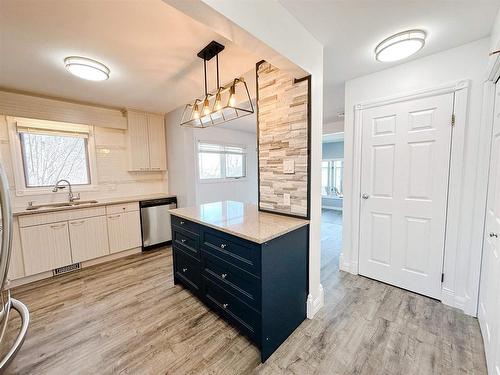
180, 77, 254, 128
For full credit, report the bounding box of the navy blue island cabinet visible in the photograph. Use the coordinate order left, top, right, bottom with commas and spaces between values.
170, 213, 309, 362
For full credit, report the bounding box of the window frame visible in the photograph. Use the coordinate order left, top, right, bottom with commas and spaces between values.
7, 117, 99, 197
196, 140, 247, 183
321, 158, 344, 198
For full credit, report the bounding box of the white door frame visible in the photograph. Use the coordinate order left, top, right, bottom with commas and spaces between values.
349, 79, 470, 306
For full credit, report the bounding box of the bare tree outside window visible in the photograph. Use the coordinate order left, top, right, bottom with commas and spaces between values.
20, 132, 90, 187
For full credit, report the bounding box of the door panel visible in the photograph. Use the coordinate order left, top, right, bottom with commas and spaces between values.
69, 216, 109, 262
479, 83, 500, 374
359, 93, 454, 299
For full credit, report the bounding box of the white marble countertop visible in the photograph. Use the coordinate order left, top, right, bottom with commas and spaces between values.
13, 193, 176, 216
169, 201, 309, 244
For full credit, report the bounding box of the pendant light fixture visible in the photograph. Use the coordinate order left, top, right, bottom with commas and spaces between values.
180, 41, 254, 128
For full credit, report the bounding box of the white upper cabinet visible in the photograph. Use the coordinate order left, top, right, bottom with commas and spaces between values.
126, 110, 166, 172
147, 113, 167, 171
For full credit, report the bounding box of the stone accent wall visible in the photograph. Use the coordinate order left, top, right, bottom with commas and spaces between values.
257, 61, 309, 218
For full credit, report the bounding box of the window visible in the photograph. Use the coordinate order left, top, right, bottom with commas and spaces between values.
198, 142, 246, 180
8, 117, 96, 194
322, 159, 343, 197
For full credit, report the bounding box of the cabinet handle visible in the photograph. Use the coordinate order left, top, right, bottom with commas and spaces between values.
182, 267, 188, 273
180, 221, 185, 225
70, 220, 85, 226
220, 244, 227, 249
490, 232, 498, 238
222, 303, 228, 309
50, 223, 66, 229
151, 167, 161, 170
181, 239, 186, 243
221, 273, 227, 279
108, 214, 121, 219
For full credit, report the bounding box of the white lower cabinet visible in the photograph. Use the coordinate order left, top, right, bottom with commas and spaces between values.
20, 221, 72, 275
68, 216, 109, 262
107, 210, 142, 254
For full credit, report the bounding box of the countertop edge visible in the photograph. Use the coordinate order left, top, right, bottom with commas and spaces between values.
13, 193, 176, 216
170, 211, 309, 244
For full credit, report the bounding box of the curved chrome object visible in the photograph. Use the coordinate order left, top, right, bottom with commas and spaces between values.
0, 164, 29, 371
0, 297, 29, 371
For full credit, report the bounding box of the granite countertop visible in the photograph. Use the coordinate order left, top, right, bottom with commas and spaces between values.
13, 193, 176, 216
169, 200, 309, 244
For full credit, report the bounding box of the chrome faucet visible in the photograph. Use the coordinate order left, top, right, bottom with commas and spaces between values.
52, 179, 80, 202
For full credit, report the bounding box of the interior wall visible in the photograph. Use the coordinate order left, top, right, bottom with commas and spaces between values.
0, 115, 168, 209
343, 38, 490, 316
165, 107, 258, 208
322, 141, 344, 159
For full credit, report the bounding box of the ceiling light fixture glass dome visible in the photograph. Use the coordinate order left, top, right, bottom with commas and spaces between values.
375, 29, 426, 62
64, 56, 110, 81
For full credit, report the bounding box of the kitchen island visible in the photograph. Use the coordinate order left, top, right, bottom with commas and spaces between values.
169, 201, 309, 362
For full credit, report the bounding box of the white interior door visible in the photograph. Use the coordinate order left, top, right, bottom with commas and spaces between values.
359, 93, 454, 299
478, 83, 500, 375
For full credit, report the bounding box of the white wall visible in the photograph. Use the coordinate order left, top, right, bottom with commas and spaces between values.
165, 107, 257, 208
0, 115, 168, 209
343, 38, 490, 315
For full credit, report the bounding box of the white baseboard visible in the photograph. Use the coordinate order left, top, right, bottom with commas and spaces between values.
307, 283, 324, 319
339, 253, 350, 272
441, 286, 472, 315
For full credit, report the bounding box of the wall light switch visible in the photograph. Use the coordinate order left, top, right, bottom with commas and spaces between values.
283, 193, 291, 206
283, 159, 295, 174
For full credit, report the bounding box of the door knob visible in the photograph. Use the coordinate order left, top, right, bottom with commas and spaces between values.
489, 232, 498, 238
362, 193, 370, 199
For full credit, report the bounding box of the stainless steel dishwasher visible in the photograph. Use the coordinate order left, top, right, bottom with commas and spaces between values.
140, 197, 177, 250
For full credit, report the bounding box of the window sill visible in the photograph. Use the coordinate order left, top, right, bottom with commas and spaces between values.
198, 178, 248, 184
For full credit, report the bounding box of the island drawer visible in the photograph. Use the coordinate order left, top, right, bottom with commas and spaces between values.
201, 229, 260, 276
174, 249, 201, 294
172, 228, 200, 259
202, 252, 261, 311
203, 277, 260, 343
171, 215, 199, 235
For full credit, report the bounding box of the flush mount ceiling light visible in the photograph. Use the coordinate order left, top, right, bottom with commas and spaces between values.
180, 41, 254, 128
64, 56, 110, 81
375, 29, 426, 62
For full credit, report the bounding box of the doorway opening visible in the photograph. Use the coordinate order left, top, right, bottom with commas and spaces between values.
321, 132, 344, 277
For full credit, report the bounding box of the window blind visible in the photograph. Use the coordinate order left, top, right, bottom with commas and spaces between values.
15, 117, 90, 138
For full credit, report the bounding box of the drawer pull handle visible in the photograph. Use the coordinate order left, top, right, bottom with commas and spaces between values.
181, 239, 186, 243
220, 244, 227, 249
182, 267, 188, 273
108, 214, 121, 219
70, 220, 85, 226
180, 221, 185, 225
50, 224, 66, 229
222, 303, 228, 309
221, 273, 227, 279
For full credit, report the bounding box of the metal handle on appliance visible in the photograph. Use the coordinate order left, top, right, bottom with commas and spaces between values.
0, 296, 29, 371
0, 165, 12, 290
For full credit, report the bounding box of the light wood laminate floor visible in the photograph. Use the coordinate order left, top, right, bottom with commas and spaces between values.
1, 211, 486, 374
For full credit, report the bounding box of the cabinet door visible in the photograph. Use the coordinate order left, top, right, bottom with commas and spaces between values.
127, 110, 150, 171
107, 211, 142, 254
8, 218, 25, 280
69, 216, 109, 263
20, 222, 72, 275
147, 113, 167, 171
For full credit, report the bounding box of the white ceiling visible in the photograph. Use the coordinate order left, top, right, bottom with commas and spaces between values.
0, 0, 259, 114
279, 0, 500, 123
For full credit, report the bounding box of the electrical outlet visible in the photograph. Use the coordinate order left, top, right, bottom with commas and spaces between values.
283, 193, 291, 206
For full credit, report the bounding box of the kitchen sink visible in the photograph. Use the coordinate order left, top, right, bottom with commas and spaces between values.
26, 200, 99, 211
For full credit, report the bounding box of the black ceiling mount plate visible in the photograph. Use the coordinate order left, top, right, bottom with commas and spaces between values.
197, 41, 225, 61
